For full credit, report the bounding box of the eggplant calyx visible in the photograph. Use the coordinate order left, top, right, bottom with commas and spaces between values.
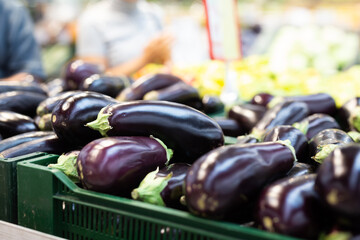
312, 144, 338, 164
131, 168, 172, 206
38, 114, 51, 130
267, 96, 284, 109
276, 139, 297, 162
151, 136, 173, 164
292, 120, 309, 136
48, 154, 79, 183
319, 231, 352, 240
249, 128, 264, 142
85, 107, 112, 136
348, 131, 360, 143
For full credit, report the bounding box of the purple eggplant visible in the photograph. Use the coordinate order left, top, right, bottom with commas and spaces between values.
46, 78, 68, 97
117, 73, 183, 101
0, 133, 72, 158
337, 97, 360, 132
80, 74, 131, 98
256, 174, 325, 239
0, 91, 48, 117
315, 144, 360, 219
0, 131, 53, 152
309, 129, 354, 164
213, 117, 245, 137
48, 150, 81, 182
251, 100, 309, 139
0, 81, 48, 95
250, 92, 274, 107
286, 162, 315, 177
132, 162, 190, 210
184, 141, 296, 220
293, 113, 341, 140
36, 90, 82, 116
0, 111, 38, 139
63, 60, 103, 90
143, 81, 202, 110
201, 95, 224, 114
86, 101, 224, 163
236, 135, 259, 144
263, 125, 309, 162
228, 103, 266, 134
35, 114, 53, 131
51, 91, 118, 147
76, 136, 170, 197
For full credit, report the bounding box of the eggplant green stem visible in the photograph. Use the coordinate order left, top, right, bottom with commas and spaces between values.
277, 139, 297, 162
351, 106, 360, 132
131, 167, 172, 206
151, 136, 173, 164
267, 96, 284, 109
48, 154, 79, 183
85, 107, 112, 136
313, 144, 338, 164
292, 120, 309, 136
249, 128, 264, 142
348, 131, 360, 143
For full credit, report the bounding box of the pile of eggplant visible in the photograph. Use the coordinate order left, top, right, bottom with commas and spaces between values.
2, 60, 360, 239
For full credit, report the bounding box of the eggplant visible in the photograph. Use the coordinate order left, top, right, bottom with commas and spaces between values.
293, 113, 341, 140
143, 81, 202, 110
36, 91, 82, 116
76, 136, 171, 197
0, 131, 53, 152
117, 73, 183, 101
286, 162, 315, 177
201, 95, 224, 114
236, 135, 259, 144
0, 111, 38, 139
46, 78, 68, 97
0, 133, 72, 158
132, 162, 190, 210
51, 91, 118, 147
48, 150, 81, 182
263, 125, 309, 162
0, 91, 48, 117
251, 100, 309, 139
213, 117, 245, 137
228, 103, 266, 134
63, 60, 103, 90
0, 81, 48, 95
35, 114, 53, 131
86, 101, 224, 163
337, 97, 360, 132
309, 129, 354, 164
315, 144, 360, 219
184, 141, 296, 220
250, 92, 274, 107
256, 174, 325, 239
80, 74, 131, 98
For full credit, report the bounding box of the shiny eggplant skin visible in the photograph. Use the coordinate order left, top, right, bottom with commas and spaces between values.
0, 111, 38, 139
46, 78, 68, 97
0, 131, 53, 152
184, 142, 295, 220
87, 101, 224, 163
337, 97, 360, 132
252, 100, 309, 138
80, 74, 131, 98
36, 91, 82, 116
0, 133, 72, 158
51, 92, 118, 147
250, 92, 274, 107
0, 91, 48, 117
143, 81, 202, 110
117, 73, 183, 101
286, 162, 315, 178
263, 125, 309, 162
201, 95, 224, 114
294, 113, 341, 140
285, 93, 337, 116
0, 81, 48, 95
236, 135, 259, 144
213, 117, 245, 137
63, 60, 103, 90
77, 136, 168, 197
315, 144, 360, 218
228, 103, 266, 134
257, 174, 324, 239
308, 129, 354, 161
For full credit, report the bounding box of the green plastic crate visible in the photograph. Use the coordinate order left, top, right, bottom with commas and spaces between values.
17, 155, 298, 240
0, 152, 48, 223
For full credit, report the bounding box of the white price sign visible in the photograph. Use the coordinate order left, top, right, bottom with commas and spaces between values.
203, 0, 242, 61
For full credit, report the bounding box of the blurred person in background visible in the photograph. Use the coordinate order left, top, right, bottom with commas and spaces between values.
0, 0, 45, 81
76, 0, 173, 76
